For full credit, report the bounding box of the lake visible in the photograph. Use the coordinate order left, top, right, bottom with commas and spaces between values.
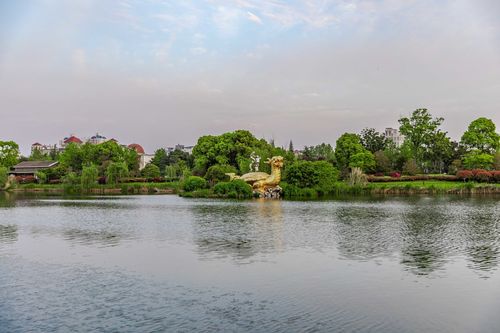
0, 193, 499, 332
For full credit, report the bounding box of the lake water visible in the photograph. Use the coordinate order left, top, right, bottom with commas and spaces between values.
0, 193, 499, 333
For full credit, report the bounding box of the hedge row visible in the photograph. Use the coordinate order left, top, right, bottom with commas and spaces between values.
367, 175, 459, 182
456, 170, 500, 182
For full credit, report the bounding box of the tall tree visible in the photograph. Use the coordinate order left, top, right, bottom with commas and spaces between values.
301, 143, 335, 163
0, 141, 20, 168
460, 117, 499, 154
335, 133, 366, 172
359, 128, 388, 153
288, 140, 294, 152
398, 108, 444, 168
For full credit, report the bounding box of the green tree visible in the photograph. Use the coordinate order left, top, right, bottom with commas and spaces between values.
151, 148, 168, 174
402, 159, 421, 175
0, 166, 8, 189
359, 128, 388, 153
288, 140, 294, 152
349, 151, 376, 173
374, 150, 390, 173
29, 149, 52, 161
0, 141, 20, 168
35, 171, 47, 184
301, 143, 335, 163
398, 108, 444, 168
106, 161, 129, 185
204, 164, 237, 185
462, 151, 494, 170
424, 131, 452, 173
81, 164, 99, 190
461, 117, 499, 154
335, 133, 366, 172
141, 163, 161, 178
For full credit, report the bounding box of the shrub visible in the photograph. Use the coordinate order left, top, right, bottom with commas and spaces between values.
15, 175, 36, 184
62, 172, 80, 188
390, 172, 401, 178
448, 159, 462, 175
491, 171, 500, 182
457, 170, 473, 181
475, 170, 492, 183
285, 160, 339, 193
349, 151, 376, 173
183, 176, 208, 192
462, 152, 494, 170
0, 166, 8, 188
213, 180, 253, 198
35, 171, 47, 184
204, 164, 237, 185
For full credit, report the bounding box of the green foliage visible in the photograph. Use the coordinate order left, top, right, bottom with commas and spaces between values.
58, 141, 138, 175
0, 141, 20, 169
301, 143, 335, 163
35, 171, 47, 184
402, 159, 421, 176
448, 159, 462, 175
349, 151, 376, 173
213, 180, 253, 198
335, 133, 365, 172
461, 117, 499, 154
106, 161, 129, 185
29, 149, 52, 161
0, 166, 8, 189
141, 163, 161, 178
360, 128, 388, 153
62, 172, 80, 186
374, 150, 390, 173
44, 164, 67, 181
81, 164, 99, 190
285, 160, 339, 194
183, 176, 208, 192
494, 151, 500, 170
204, 164, 237, 185
462, 151, 494, 170
398, 108, 445, 167
288, 140, 294, 152
192, 130, 279, 174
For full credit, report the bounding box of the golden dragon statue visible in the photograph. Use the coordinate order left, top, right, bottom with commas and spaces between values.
227, 156, 284, 194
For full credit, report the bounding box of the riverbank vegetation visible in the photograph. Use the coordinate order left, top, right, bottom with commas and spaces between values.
1, 109, 499, 197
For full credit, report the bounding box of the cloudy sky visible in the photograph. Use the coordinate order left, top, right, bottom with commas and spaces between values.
1, 0, 499, 154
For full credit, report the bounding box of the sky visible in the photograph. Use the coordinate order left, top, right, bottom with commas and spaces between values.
1, 0, 499, 155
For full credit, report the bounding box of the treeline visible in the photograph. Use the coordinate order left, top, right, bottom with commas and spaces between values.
0, 108, 499, 195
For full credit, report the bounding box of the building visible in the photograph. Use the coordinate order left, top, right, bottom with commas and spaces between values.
60, 135, 83, 149
128, 143, 154, 170
9, 161, 59, 176
166, 144, 194, 155
31, 142, 58, 155
88, 133, 107, 145
384, 128, 404, 147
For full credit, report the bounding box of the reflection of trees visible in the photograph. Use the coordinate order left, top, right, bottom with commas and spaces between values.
0, 192, 17, 208
400, 205, 451, 275
463, 204, 499, 274
0, 225, 18, 244
334, 205, 400, 260
62, 228, 121, 247
192, 200, 283, 262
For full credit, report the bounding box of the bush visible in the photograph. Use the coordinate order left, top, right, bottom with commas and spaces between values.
0, 166, 8, 188
106, 161, 129, 185
285, 160, 339, 193
457, 170, 473, 182
204, 164, 237, 185
491, 171, 500, 182
15, 175, 36, 184
213, 180, 253, 198
183, 176, 208, 192
462, 152, 494, 170
475, 170, 492, 182
390, 172, 401, 178
35, 171, 47, 184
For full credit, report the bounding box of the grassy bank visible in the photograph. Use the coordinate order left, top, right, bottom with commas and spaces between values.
13, 182, 179, 195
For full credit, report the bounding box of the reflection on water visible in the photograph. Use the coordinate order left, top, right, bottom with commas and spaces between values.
0, 193, 499, 332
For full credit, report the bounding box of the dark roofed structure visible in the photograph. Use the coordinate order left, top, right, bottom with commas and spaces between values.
9, 161, 59, 176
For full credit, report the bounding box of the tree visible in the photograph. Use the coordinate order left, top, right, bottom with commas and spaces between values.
81, 164, 99, 190
288, 140, 294, 152
398, 108, 444, 168
0, 141, 20, 168
349, 151, 376, 173
29, 149, 52, 161
0, 166, 8, 189
402, 159, 421, 175
301, 143, 335, 163
334, 133, 366, 172
461, 117, 499, 154
151, 148, 168, 174
424, 131, 452, 173
204, 164, 237, 185
106, 161, 129, 185
374, 151, 390, 173
359, 128, 388, 153
141, 163, 161, 178
462, 152, 494, 170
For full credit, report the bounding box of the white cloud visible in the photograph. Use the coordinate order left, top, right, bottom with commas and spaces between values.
191, 47, 207, 55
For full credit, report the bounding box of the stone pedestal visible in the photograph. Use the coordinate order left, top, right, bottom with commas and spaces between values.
256, 185, 282, 199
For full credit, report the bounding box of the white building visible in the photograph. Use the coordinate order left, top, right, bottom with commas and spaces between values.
166, 144, 194, 154
128, 144, 154, 170
384, 128, 404, 147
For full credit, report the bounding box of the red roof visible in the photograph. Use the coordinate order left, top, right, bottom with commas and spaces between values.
32, 142, 42, 146
64, 136, 83, 144
128, 143, 145, 154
